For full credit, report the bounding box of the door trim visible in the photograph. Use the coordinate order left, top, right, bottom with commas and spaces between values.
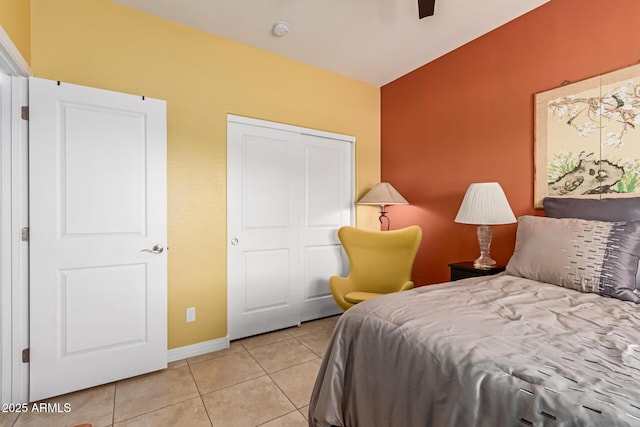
0, 25, 32, 77
228, 114, 357, 145
0, 24, 30, 405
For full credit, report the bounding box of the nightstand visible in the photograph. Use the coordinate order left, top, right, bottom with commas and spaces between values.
448, 261, 506, 281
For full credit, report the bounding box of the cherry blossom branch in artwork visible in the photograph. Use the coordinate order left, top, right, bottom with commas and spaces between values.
547, 83, 640, 147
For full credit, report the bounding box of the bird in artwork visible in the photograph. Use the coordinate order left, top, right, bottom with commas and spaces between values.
612, 94, 625, 108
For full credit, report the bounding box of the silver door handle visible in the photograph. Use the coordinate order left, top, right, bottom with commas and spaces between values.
141, 244, 164, 254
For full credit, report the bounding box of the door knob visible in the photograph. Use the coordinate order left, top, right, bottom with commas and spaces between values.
141, 245, 164, 254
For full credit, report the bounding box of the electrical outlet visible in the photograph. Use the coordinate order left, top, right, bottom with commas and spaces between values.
186, 307, 196, 323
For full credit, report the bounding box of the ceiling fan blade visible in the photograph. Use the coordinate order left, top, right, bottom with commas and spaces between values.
418, 0, 435, 19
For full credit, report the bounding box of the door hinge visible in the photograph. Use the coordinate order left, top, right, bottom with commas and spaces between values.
21, 227, 29, 241
21, 106, 29, 121
22, 348, 29, 363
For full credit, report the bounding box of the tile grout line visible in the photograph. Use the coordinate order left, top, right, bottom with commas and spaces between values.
185, 336, 255, 367
254, 327, 332, 418
245, 338, 322, 376
189, 347, 269, 398
198, 373, 272, 400
292, 334, 326, 358
237, 333, 296, 352
186, 357, 207, 397
255, 408, 305, 427
111, 367, 200, 425
242, 338, 303, 422
196, 394, 215, 427
111, 381, 118, 427
187, 348, 270, 407
186, 361, 215, 427
112, 396, 206, 427
260, 330, 329, 425
233, 315, 338, 352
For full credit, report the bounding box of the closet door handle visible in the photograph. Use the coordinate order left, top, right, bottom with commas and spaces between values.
141, 244, 164, 254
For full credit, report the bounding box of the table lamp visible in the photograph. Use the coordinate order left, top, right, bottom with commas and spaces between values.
454, 182, 516, 269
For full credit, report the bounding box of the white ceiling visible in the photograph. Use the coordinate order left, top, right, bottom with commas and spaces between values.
112, 0, 549, 87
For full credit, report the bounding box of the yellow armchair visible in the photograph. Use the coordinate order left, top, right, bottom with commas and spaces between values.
330, 225, 422, 311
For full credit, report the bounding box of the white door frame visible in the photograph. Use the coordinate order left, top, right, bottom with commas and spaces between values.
0, 25, 32, 404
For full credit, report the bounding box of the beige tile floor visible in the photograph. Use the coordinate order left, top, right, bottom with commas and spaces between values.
0, 315, 339, 427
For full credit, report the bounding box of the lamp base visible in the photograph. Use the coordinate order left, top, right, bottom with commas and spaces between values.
473, 256, 497, 270
474, 225, 496, 270
378, 205, 391, 231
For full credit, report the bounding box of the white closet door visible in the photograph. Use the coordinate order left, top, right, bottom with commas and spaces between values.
227, 117, 353, 340
29, 77, 167, 401
227, 123, 303, 340
300, 134, 351, 321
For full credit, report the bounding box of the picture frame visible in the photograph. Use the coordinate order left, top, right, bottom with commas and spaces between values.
534, 63, 640, 208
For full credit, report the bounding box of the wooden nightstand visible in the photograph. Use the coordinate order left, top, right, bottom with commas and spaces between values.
448, 261, 506, 281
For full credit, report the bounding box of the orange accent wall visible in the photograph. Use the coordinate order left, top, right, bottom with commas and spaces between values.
381, 0, 640, 285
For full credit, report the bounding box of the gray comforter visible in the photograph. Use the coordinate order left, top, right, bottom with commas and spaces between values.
309, 274, 640, 426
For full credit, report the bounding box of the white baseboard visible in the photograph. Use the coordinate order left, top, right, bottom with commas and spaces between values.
167, 336, 230, 363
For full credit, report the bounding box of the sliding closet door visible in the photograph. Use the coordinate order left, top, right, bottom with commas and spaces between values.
300, 134, 352, 322
227, 116, 353, 340
227, 122, 303, 340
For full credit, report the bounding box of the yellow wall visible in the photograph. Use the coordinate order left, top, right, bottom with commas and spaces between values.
0, 0, 30, 63
30, 0, 381, 348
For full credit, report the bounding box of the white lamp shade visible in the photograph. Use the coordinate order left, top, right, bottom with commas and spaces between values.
454, 182, 516, 225
357, 182, 409, 206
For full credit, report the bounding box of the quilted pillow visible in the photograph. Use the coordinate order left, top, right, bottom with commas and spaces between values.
506, 215, 640, 303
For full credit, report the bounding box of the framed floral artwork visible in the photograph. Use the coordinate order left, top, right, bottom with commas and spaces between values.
534, 63, 640, 208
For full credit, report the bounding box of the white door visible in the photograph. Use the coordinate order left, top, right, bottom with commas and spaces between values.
227, 116, 353, 340
29, 77, 167, 401
299, 134, 353, 322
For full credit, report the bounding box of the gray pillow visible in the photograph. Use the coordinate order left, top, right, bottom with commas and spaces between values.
506, 216, 640, 304
543, 197, 640, 222
543, 197, 640, 290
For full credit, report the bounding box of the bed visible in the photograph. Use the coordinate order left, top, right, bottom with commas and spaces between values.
309, 199, 640, 427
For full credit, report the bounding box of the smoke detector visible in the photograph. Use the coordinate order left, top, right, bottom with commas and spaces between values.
272, 21, 290, 37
